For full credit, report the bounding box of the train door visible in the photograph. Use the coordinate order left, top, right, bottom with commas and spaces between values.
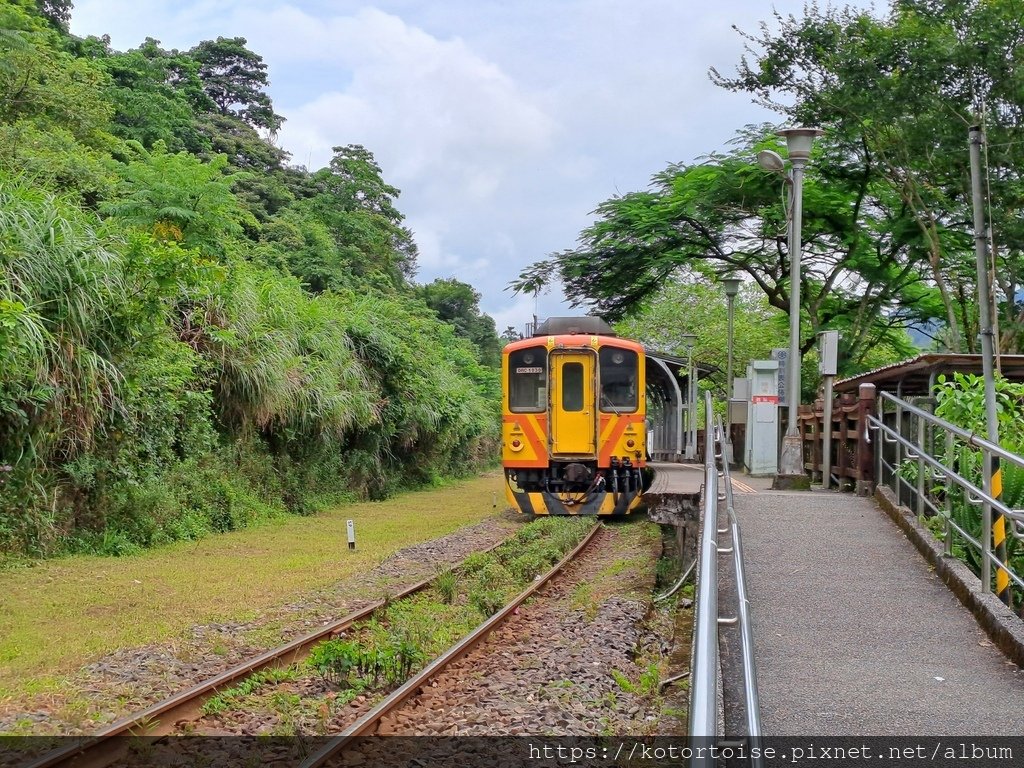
550, 352, 597, 456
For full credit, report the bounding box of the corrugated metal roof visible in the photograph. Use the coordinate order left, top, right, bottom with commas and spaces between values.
833, 353, 1024, 395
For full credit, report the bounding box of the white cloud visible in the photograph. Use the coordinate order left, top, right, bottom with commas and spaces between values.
244, 7, 563, 284
253, 8, 557, 174
69, 0, 872, 332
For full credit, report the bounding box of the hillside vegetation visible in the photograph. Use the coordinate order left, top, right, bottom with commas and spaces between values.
0, 1, 501, 557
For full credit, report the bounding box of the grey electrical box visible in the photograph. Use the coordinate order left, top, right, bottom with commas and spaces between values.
819, 330, 839, 376
730, 378, 750, 425
744, 360, 779, 477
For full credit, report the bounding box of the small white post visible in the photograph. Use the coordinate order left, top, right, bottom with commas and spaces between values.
347, 519, 356, 550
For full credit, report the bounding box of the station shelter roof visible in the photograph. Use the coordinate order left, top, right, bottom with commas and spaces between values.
833, 353, 1024, 396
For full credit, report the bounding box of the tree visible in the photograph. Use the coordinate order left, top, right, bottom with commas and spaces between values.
97, 39, 209, 153
102, 142, 254, 259
303, 145, 418, 288
195, 112, 288, 173
710, 0, 1024, 352
615, 278, 789, 377
0, 11, 113, 145
35, 0, 71, 31
0, 3, 503, 557
419, 278, 502, 366
512, 127, 930, 372
500, 325, 521, 343
189, 37, 283, 133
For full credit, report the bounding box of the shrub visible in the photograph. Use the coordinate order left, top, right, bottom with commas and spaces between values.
435, 569, 457, 605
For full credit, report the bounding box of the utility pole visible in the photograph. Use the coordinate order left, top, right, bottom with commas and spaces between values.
969, 124, 1009, 605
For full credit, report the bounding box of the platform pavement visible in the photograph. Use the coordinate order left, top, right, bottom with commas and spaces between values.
647, 461, 762, 496
732, 488, 1024, 735
646, 461, 704, 495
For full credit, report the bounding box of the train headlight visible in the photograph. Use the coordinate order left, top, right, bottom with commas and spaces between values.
522, 352, 535, 364
611, 351, 624, 364
625, 438, 636, 449
510, 439, 524, 452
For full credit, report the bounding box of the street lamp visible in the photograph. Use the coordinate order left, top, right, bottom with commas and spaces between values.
758, 126, 823, 480
720, 275, 742, 396
680, 333, 697, 461
720, 275, 742, 468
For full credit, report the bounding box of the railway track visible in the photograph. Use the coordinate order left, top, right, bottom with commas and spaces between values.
14, 520, 624, 768
18, 580, 436, 768
14, 529, 530, 768
300, 522, 604, 767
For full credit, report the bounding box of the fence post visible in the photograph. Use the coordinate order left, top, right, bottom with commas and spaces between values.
857, 383, 876, 496
836, 395, 849, 491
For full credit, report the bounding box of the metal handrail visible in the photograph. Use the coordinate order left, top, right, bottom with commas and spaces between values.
870, 391, 1024, 602
877, 391, 1024, 476
688, 394, 719, 745
689, 394, 762, 766
716, 414, 763, 757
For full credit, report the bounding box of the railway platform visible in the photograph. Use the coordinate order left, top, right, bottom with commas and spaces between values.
727, 488, 1024, 735
646, 461, 704, 495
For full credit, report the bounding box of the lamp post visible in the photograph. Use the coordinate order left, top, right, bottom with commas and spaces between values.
721, 276, 742, 396
758, 126, 823, 481
720, 275, 742, 467
680, 333, 697, 461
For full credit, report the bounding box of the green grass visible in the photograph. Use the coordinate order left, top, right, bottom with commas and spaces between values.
0, 472, 507, 700
202, 667, 299, 716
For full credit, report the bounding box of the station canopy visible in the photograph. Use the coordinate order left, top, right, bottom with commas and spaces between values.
834, 353, 1024, 396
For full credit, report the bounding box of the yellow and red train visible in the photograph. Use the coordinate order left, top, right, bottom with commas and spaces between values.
501, 317, 646, 515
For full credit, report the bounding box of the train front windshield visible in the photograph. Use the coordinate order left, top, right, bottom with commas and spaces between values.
599, 347, 638, 412
509, 346, 547, 412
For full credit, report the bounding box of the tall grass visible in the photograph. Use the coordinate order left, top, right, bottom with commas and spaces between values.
0, 174, 499, 557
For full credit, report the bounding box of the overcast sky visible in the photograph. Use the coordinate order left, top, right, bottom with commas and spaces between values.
70, 0, 868, 334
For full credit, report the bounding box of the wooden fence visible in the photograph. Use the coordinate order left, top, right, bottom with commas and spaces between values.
797, 383, 876, 494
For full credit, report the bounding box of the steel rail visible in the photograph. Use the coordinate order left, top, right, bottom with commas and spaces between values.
23, 586, 435, 768
299, 521, 603, 768
23, 536, 516, 768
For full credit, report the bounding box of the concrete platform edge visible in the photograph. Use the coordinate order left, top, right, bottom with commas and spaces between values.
874, 485, 1024, 669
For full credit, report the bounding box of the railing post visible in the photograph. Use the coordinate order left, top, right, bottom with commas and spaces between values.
944, 430, 954, 557
857, 383, 876, 496
894, 398, 903, 504
916, 414, 926, 517
982, 444, 993, 595
875, 395, 884, 493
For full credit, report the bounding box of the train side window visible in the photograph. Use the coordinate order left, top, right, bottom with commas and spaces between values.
509, 347, 547, 412
561, 362, 584, 412
599, 347, 638, 412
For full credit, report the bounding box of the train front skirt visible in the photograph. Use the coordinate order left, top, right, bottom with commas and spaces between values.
503, 473, 643, 515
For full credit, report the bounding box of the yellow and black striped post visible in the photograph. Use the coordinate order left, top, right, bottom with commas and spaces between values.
991, 456, 1011, 606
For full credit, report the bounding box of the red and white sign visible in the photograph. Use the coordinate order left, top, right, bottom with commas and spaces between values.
751, 395, 778, 404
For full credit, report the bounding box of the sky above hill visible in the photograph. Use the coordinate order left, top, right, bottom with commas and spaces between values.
70, 0, 869, 334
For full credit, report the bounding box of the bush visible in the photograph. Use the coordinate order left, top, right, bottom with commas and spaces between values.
468, 586, 506, 617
